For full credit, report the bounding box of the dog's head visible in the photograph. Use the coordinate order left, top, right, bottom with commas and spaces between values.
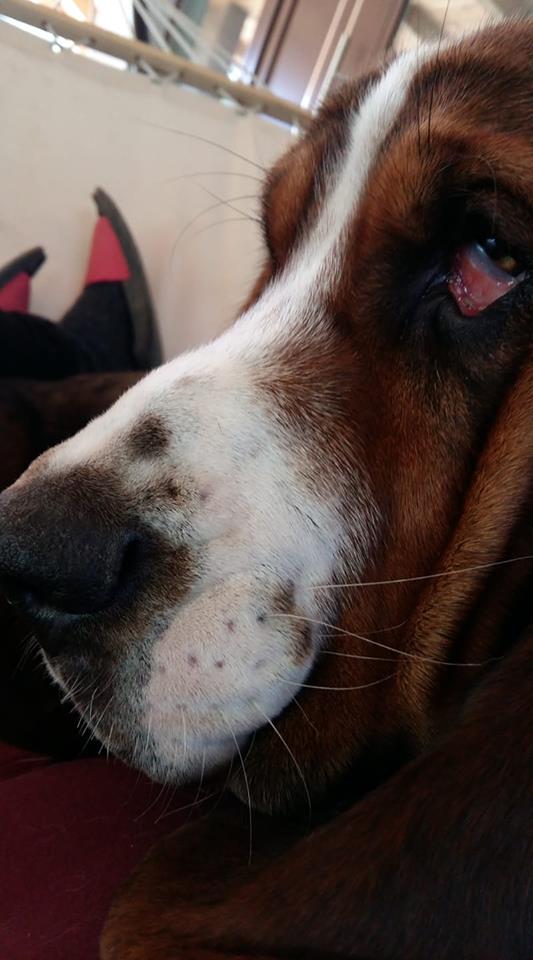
1, 22, 532, 812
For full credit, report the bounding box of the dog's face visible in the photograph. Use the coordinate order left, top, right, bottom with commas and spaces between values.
0, 23, 532, 810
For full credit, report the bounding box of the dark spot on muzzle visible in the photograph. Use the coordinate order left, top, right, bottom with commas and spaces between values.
128, 414, 170, 458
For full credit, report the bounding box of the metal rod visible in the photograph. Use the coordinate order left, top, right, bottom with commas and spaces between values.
0, 0, 311, 127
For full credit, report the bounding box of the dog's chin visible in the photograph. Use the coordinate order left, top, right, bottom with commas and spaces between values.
55, 678, 286, 787
106, 725, 243, 786
45, 655, 239, 782
43, 611, 318, 787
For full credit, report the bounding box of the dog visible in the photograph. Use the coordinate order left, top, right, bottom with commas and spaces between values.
0, 20, 531, 960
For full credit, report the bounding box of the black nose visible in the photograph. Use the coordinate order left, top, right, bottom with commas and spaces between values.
0, 469, 143, 656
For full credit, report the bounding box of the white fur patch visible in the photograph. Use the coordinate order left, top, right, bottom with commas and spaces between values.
224, 46, 431, 346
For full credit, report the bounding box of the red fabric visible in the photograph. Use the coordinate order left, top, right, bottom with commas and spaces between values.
0, 743, 194, 960
0, 273, 30, 312
85, 217, 130, 286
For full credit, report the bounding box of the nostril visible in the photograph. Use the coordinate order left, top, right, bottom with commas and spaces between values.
115, 532, 144, 600
0, 575, 38, 612
0, 527, 148, 623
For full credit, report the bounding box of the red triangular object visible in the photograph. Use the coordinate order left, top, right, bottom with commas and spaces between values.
85, 216, 131, 286
0, 273, 30, 312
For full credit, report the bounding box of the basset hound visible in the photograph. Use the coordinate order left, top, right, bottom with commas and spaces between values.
0, 20, 531, 960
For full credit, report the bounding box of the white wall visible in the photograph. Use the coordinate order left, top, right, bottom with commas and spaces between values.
0, 22, 293, 359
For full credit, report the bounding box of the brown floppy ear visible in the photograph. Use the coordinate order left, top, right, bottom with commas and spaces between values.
403, 356, 533, 738
0, 371, 142, 757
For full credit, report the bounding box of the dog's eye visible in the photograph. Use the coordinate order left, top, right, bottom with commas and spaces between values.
480, 235, 521, 273
447, 229, 526, 317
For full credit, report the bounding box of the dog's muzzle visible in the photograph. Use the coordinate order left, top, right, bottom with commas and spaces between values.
0, 354, 356, 786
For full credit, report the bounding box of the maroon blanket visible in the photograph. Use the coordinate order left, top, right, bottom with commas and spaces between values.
0, 743, 192, 960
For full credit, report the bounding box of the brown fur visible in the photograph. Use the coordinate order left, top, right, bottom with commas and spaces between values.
101, 23, 533, 960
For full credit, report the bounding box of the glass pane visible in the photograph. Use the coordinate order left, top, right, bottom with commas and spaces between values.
178, 1, 267, 69
134, 1, 271, 82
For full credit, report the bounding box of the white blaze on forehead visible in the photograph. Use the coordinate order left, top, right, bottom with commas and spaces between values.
238, 46, 432, 332
299, 50, 425, 283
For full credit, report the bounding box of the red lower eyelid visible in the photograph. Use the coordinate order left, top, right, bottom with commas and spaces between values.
448, 242, 523, 317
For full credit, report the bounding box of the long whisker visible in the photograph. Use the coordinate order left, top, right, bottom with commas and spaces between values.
155, 788, 219, 823
91, 691, 115, 735
181, 708, 188, 759
414, 5, 422, 158
75, 681, 114, 751
291, 696, 318, 733
138, 120, 268, 172
105, 720, 115, 763
134, 779, 175, 822
316, 619, 407, 643
159, 771, 185, 822
427, 0, 451, 150
277, 672, 397, 692
15, 632, 39, 671
193, 182, 260, 210
207, 754, 237, 818
185, 748, 207, 825
317, 633, 401, 661
87, 688, 98, 728
254, 705, 312, 821
187, 215, 261, 245
270, 612, 499, 667
64, 669, 115, 709
321, 649, 399, 662
60, 674, 90, 704
175, 192, 259, 246
143, 710, 153, 758
162, 170, 264, 185
228, 724, 253, 864
305, 554, 533, 592
367, 619, 407, 635
93, 696, 116, 758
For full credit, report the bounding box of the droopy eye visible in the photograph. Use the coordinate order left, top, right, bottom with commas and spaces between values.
447, 232, 526, 317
